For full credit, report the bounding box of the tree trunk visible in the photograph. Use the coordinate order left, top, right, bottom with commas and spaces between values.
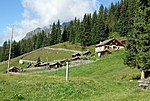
141, 70, 145, 80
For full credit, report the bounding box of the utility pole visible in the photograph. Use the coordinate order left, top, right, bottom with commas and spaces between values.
66, 61, 69, 81
7, 25, 14, 72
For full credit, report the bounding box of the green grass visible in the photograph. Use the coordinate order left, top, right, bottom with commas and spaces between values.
0, 42, 95, 73
22, 49, 74, 62
0, 43, 148, 101
50, 42, 95, 53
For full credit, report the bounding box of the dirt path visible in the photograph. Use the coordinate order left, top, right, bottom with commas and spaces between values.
44, 47, 82, 53
26, 60, 94, 74
11, 60, 94, 74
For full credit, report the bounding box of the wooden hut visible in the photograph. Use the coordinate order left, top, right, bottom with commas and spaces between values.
34, 62, 49, 67
95, 38, 124, 52
72, 53, 81, 58
70, 57, 80, 61
59, 59, 66, 65
8, 67, 20, 72
49, 62, 63, 69
82, 51, 91, 56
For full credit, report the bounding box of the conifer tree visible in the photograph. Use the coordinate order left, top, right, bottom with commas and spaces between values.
117, 0, 129, 36
61, 25, 68, 42
11, 40, 20, 58
50, 22, 57, 45
125, 0, 150, 78
91, 11, 98, 44
80, 14, 92, 47
68, 21, 75, 43
56, 20, 61, 43
75, 19, 81, 43
1, 41, 9, 61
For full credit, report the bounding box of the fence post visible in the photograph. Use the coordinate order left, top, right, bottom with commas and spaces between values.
66, 61, 69, 81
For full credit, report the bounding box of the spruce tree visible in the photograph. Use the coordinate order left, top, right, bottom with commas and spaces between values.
61, 25, 68, 42
1, 41, 9, 61
80, 14, 92, 47
50, 22, 57, 45
75, 19, 81, 43
125, 0, 150, 78
91, 11, 98, 44
68, 21, 75, 43
56, 20, 61, 43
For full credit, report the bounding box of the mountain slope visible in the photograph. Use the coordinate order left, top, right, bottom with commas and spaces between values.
0, 48, 147, 101
24, 22, 70, 39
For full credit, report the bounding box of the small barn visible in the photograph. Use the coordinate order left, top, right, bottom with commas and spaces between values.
48, 62, 63, 69
97, 50, 112, 58
82, 51, 91, 56
95, 38, 124, 52
8, 67, 20, 72
59, 59, 66, 65
70, 57, 80, 61
72, 53, 81, 58
34, 62, 49, 67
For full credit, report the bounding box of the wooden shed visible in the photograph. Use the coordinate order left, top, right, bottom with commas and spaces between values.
82, 51, 91, 56
48, 62, 63, 69
70, 57, 80, 61
34, 62, 49, 67
72, 53, 81, 58
8, 67, 20, 72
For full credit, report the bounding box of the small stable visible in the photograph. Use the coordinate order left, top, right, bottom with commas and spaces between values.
72, 53, 81, 58
8, 67, 20, 72
82, 51, 91, 56
70, 57, 80, 61
48, 62, 63, 69
34, 62, 49, 67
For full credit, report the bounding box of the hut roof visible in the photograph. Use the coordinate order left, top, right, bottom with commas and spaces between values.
96, 38, 124, 47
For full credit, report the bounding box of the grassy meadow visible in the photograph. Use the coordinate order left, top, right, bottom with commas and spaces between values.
0, 43, 149, 101
22, 48, 74, 62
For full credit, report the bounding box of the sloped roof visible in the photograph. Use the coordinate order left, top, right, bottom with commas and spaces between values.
96, 38, 124, 47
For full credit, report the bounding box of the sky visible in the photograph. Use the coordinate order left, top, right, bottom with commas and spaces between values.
0, 0, 120, 46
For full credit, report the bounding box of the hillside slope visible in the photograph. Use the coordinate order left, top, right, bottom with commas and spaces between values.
0, 49, 148, 101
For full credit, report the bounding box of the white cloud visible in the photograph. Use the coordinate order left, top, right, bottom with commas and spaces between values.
1, 0, 101, 46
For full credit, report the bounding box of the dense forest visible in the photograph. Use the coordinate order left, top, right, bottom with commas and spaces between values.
0, 0, 149, 71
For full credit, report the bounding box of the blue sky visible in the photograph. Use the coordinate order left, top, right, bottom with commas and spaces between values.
0, 0, 120, 46
0, 0, 23, 35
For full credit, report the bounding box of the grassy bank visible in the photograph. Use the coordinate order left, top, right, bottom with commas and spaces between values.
0, 49, 149, 101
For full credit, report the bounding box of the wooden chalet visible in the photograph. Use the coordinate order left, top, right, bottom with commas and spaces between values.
82, 51, 91, 56
72, 53, 81, 58
48, 62, 63, 69
95, 38, 124, 52
59, 59, 66, 65
34, 62, 49, 67
8, 67, 20, 72
70, 57, 80, 61
97, 50, 112, 58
